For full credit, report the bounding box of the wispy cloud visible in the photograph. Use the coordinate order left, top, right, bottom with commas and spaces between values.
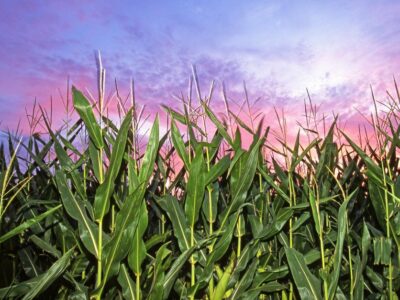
0, 0, 399, 134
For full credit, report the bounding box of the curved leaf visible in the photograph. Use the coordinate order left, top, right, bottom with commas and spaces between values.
285, 247, 322, 300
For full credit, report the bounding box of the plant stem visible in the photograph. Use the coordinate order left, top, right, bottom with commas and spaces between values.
205, 147, 214, 298
320, 234, 328, 300
348, 245, 353, 300
289, 172, 294, 300
190, 226, 196, 289
96, 219, 103, 290
111, 205, 115, 233
382, 160, 393, 300
237, 216, 241, 257
161, 214, 165, 234
136, 272, 140, 300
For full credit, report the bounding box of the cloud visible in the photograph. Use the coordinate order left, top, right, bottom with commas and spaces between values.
1, 0, 399, 138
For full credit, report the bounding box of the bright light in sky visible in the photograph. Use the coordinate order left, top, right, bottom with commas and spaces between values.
0, 0, 399, 132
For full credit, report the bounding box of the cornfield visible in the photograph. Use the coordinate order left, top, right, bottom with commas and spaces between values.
1, 62, 400, 300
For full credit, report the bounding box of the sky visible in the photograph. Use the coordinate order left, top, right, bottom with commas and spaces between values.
0, 0, 400, 136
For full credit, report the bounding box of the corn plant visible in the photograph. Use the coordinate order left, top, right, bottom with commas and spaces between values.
0, 62, 399, 299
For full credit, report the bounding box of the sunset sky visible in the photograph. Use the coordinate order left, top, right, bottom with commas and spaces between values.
1, 0, 400, 133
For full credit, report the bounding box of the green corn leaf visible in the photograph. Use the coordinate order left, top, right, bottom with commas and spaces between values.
39, 107, 83, 184
240, 281, 287, 299
162, 105, 186, 124
327, 199, 349, 300
162, 248, 194, 299
212, 254, 235, 300
53, 139, 86, 199
361, 222, 371, 267
207, 212, 239, 265
138, 116, 160, 183
18, 248, 39, 278
97, 190, 143, 296
258, 166, 291, 204
205, 155, 230, 185
29, 235, 61, 258
162, 105, 206, 136
0, 204, 61, 244
202, 101, 233, 147
171, 119, 190, 169
208, 140, 262, 264
230, 111, 254, 135
88, 140, 102, 181
128, 157, 139, 193
185, 146, 206, 227
94, 109, 132, 220
272, 158, 289, 185
227, 240, 259, 289
72, 86, 104, 149
183, 105, 200, 146
185, 264, 214, 298
163, 237, 211, 299
98, 117, 159, 292
234, 214, 245, 237
365, 266, 384, 290
128, 201, 148, 275
233, 127, 242, 151
254, 249, 321, 286
230, 258, 258, 299
316, 124, 337, 181
290, 196, 335, 210
247, 215, 263, 237
255, 207, 293, 240
117, 264, 136, 300
290, 137, 319, 173
20, 138, 53, 176
22, 249, 73, 300
352, 254, 364, 300
308, 187, 322, 236
368, 181, 389, 232
148, 243, 171, 300
285, 247, 322, 300
220, 138, 262, 225
373, 237, 392, 265
290, 131, 301, 171
227, 148, 245, 176
252, 266, 290, 288
145, 231, 171, 250
342, 132, 383, 182
55, 170, 99, 256
0, 251, 73, 298
208, 131, 224, 160
158, 195, 191, 252
292, 211, 311, 232
202, 182, 219, 224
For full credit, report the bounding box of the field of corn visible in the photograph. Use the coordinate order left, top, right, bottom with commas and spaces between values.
1, 63, 400, 300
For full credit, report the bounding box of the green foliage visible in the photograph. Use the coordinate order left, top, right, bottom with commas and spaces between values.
1, 74, 400, 300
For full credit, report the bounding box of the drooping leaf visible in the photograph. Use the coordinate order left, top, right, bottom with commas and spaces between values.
55, 170, 99, 256
285, 247, 322, 300
0, 205, 61, 244
22, 249, 73, 300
